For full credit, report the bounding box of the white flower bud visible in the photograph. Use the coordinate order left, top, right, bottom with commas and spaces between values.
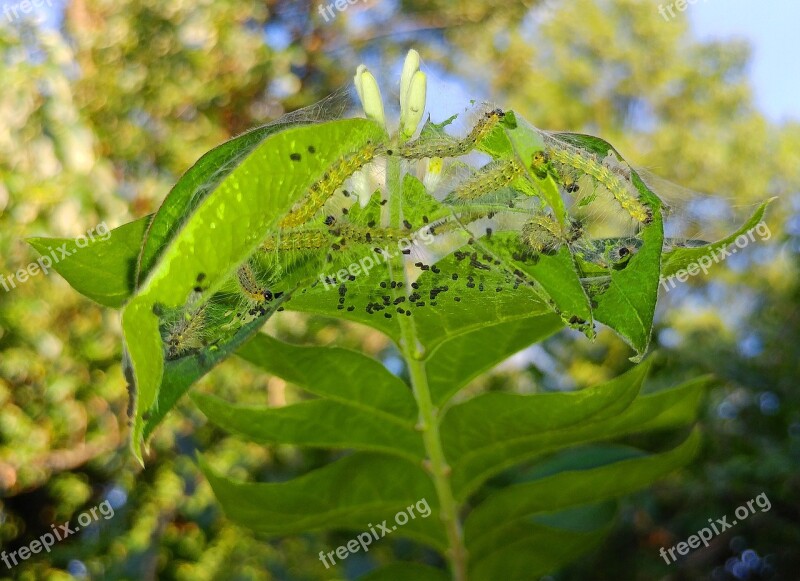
400, 70, 427, 138
400, 49, 421, 105
354, 65, 385, 128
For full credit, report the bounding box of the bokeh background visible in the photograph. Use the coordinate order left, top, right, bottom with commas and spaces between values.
1, 0, 798, 579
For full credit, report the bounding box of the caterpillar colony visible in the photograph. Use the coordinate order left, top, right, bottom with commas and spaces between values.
159, 105, 651, 359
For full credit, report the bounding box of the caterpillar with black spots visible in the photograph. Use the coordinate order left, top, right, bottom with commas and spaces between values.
444, 159, 525, 203
279, 140, 383, 228
162, 302, 208, 360
397, 108, 506, 160
531, 137, 652, 224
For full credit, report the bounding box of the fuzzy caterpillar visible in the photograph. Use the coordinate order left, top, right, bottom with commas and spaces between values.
260, 224, 413, 254
445, 158, 524, 203
535, 141, 651, 224
163, 303, 208, 360
521, 215, 567, 255
261, 230, 332, 253
330, 224, 413, 245
520, 214, 584, 255
236, 262, 277, 307
278, 141, 382, 228
159, 261, 288, 360
397, 108, 505, 160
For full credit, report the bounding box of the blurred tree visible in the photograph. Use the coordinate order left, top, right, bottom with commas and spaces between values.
1, 0, 798, 579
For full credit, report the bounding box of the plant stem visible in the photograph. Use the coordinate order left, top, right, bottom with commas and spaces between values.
386, 138, 468, 581
404, 345, 469, 581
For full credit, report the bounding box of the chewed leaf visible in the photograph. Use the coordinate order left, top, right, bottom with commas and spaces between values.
544, 133, 664, 360
124, 118, 387, 461
137, 88, 353, 284
141, 297, 288, 440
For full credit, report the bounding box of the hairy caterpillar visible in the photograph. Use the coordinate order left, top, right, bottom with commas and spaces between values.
163, 303, 208, 360
261, 230, 332, 253
236, 261, 278, 312
533, 138, 651, 224
520, 214, 583, 255
278, 140, 382, 228
261, 224, 416, 254
445, 159, 525, 203
397, 108, 505, 160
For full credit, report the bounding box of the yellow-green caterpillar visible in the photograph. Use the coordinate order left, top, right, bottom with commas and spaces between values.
236, 262, 275, 305
279, 140, 382, 228
163, 303, 208, 360
446, 159, 525, 203
520, 214, 584, 255
397, 108, 505, 160
533, 139, 651, 224
261, 224, 413, 254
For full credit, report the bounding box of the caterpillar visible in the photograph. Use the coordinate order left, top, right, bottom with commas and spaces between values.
260, 224, 413, 254
520, 214, 583, 255
235, 261, 284, 318
278, 140, 382, 228
330, 224, 411, 244
445, 158, 524, 203
261, 230, 332, 253
397, 108, 505, 160
521, 215, 566, 255
533, 139, 651, 224
163, 303, 208, 360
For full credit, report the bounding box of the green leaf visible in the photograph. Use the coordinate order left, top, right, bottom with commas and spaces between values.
442, 362, 651, 499
464, 429, 700, 579
660, 198, 774, 281
123, 118, 386, 461
136, 125, 289, 284
444, 370, 709, 500
136, 92, 351, 283
425, 314, 564, 406
26, 216, 152, 308
200, 452, 446, 550
503, 116, 568, 225
360, 563, 449, 581
235, 333, 417, 421
467, 504, 615, 580
191, 393, 424, 461
464, 430, 702, 555
485, 235, 594, 334
589, 183, 663, 361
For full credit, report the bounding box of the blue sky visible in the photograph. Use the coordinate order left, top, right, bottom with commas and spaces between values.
688, 0, 800, 122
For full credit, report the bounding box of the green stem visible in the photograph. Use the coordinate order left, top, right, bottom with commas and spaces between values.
386, 139, 468, 581
404, 346, 469, 581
